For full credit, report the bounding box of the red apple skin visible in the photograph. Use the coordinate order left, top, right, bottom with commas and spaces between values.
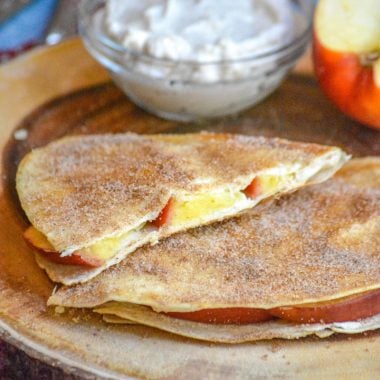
313, 34, 380, 130
151, 197, 175, 228
165, 307, 274, 325
23, 227, 104, 268
270, 288, 380, 324
243, 177, 262, 199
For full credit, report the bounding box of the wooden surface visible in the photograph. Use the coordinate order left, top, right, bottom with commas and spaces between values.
0, 38, 380, 380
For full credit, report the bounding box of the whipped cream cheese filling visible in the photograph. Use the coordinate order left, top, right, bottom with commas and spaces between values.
106, 0, 294, 65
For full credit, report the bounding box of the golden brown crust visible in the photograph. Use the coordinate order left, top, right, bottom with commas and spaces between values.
49, 158, 380, 311
16, 132, 343, 253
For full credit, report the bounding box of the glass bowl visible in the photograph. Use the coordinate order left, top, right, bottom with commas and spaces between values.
79, 0, 314, 122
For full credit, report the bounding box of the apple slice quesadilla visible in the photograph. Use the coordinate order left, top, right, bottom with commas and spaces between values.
17, 132, 348, 285
48, 158, 380, 343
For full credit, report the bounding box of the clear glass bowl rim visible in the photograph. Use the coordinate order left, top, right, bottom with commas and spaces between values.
79, 0, 315, 66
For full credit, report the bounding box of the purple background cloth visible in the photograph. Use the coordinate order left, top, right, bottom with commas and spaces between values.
0, 341, 6, 372
0, 340, 78, 379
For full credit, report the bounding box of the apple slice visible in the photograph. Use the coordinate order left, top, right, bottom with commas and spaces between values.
165, 308, 274, 325
163, 289, 380, 325
313, 0, 380, 130
24, 227, 104, 268
151, 197, 175, 228
270, 288, 380, 324
243, 177, 262, 198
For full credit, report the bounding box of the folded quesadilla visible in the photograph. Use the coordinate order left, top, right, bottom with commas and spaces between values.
17, 132, 348, 284
48, 158, 380, 343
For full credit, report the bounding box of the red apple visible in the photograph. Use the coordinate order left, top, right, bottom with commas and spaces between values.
313, 0, 380, 130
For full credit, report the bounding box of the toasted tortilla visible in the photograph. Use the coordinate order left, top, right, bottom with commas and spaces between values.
93, 302, 380, 343
17, 132, 348, 284
101, 314, 136, 325
48, 158, 380, 343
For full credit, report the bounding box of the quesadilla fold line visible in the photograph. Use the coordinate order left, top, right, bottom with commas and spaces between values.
17, 132, 348, 285
48, 158, 380, 342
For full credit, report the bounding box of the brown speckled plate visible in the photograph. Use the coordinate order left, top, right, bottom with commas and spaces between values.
1, 38, 380, 379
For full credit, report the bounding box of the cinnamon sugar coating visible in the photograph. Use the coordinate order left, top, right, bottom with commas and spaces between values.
17, 132, 339, 253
